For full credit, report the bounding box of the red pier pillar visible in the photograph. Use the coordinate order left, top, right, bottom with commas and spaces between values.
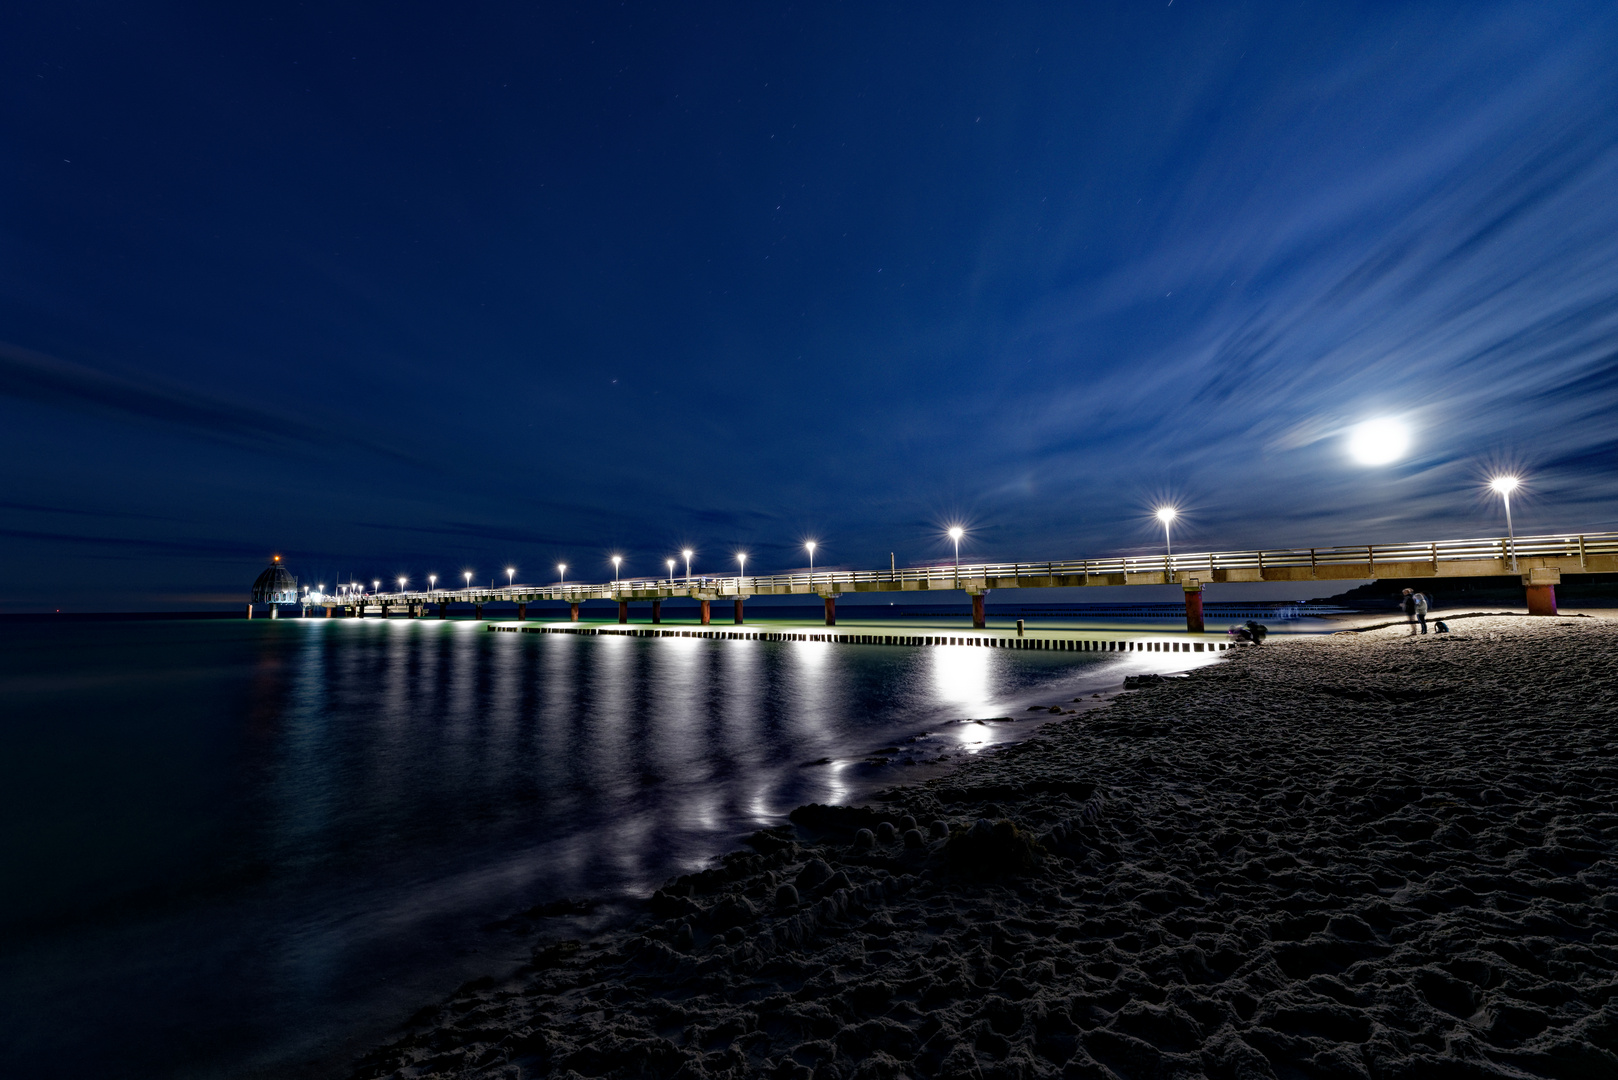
824, 596, 836, 626
474, 604, 483, 620
1184, 582, 1206, 634
1524, 568, 1560, 616
971, 593, 985, 629
652, 600, 662, 624
618, 601, 629, 624
700, 600, 711, 625
570, 602, 581, 621
245, 603, 253, 620
516, 603, 527, 621
734, 599, 744, 624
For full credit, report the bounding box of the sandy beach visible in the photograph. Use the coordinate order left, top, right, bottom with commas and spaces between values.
350, 615, 1618, 1079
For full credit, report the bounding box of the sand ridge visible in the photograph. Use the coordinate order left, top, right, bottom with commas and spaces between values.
351, 616, 1618, 1079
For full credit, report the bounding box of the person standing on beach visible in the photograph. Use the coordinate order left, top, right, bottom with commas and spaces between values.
1401, 588, 1430, 635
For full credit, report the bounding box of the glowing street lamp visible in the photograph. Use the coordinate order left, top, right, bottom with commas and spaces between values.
805, 540, 817, 581
682, 549, 693, 581
666, 558, 676, 583
1490, 476, 1521, 572
428, 574, 436, 591
737, 552, 747, 584
611, 555, 622, 582
463, 571, 473, 590
398, 576, 407, 594
506, 567, 515, 588
558, 563, 567, 585
373, 579, 380, 594
1156, 506, 1177, 561
947, 527, 963, 584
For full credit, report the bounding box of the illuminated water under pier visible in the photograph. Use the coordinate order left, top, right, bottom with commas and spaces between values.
254, 529, 1618, 631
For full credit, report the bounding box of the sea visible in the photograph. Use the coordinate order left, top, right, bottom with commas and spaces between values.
0, 609, 1243, 1079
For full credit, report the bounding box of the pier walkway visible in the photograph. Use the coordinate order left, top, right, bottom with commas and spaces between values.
281, 528, 1615, 630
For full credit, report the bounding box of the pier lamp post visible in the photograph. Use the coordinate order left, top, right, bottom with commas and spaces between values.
612, 555, 622, 583
373, 579, 380, 595
464, 571, 473, 591
506, 567, 515, 589
558, 563, 567, 585
948, 527, 963, 585
737, 552, 747, 585
398, 576, 407, 594
428, 574, 436, 592
1490, 476, 1521, 572
682, 549, 693, 582
1156, 507, 1177, 568
806, 541, 816, 583
666, 558, 676, 583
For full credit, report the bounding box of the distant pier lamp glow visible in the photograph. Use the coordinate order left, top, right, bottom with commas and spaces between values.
1491, 475, 1522, 572
373, 579, 380, 594
612, 555, 622, 582
463, 571, 473, 590
1348, 418, 1410, 465
428, 574, 436, 591
682, 549, 693, 581
737, 552, 747, 582
1156, 506, 1177, 559
398, 577, 407, 593
947, 527, 963, 582
506, 567, 515, 588
558, 563, 567, 585
666, 558, 676, 582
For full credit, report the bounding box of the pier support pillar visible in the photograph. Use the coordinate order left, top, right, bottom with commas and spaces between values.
571, 602, 581, 622
700, 600, 711, 625
652, 600, 662, 624
410, 604, 419, 618
438, 603, 449, 619
971, 593, 985, 630
474, 604, 484, 621
324, 606, 333, 617
618, 601, 629, 624
245, 603, 253, 620
270, 605, 278, 620
516, 603, 527, 621
734, 599, 744, 624
1524, 568, 1559, 617
824, 596, 836, 626
1183, 579, 1206, 634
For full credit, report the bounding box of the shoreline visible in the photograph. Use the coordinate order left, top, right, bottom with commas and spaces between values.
348, 615, 1618, 1079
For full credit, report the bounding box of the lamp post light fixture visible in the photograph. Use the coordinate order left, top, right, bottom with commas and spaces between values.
1491, 476, 1521, 572
737, 552, 747, 584
612, 555, 622, 582
1156, 506, 1177, 564
947, 527, 963, 585
398, 576, 407, 594
464, 571, 473, 591
805, 541, 817, 582
558, 563, 567, 585
373, 579, 380, 594
682, 549, 693, 582
428, 574, 436, 591
667, 558, 676, 583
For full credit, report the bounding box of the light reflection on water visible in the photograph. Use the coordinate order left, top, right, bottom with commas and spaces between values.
0, 617, 1209, 1079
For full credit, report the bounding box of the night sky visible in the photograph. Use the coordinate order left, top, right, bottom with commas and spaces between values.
3, 3, 1616, 610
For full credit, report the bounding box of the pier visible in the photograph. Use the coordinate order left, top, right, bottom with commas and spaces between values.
258, 529, 1618, 629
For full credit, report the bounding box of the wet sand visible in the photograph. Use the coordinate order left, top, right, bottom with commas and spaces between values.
351, 615, 1618, 1079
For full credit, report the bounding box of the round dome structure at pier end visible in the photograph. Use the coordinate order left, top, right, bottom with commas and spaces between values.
251, 556, 299, 604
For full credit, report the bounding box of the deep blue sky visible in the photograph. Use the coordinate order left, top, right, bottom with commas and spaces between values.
3, 2, 1616, 609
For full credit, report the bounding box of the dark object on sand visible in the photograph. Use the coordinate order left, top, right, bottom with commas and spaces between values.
1436, 620, 1450, 633
1228, 620, 1270, 645
1124, 673, 1168, 689
945, 817, 1044, 877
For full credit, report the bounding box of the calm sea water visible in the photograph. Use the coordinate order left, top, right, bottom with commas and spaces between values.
0, 616, 1204, 1079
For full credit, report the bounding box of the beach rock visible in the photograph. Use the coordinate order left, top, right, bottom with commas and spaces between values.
795, 859, 833, 890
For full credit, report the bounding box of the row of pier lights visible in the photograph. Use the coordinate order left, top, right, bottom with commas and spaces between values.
265, 472, 1541, 628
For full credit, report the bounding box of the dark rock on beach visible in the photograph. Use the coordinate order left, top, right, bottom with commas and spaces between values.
351, 616, 1618, 1080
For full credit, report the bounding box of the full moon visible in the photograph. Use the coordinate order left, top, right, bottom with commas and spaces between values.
1347, 418, 1410, 465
